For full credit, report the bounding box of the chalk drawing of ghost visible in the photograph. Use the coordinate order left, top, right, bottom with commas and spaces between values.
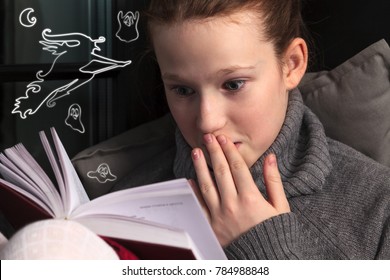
12, 28, 132, 119
87, 163, 117, 184
116, 11, 140, 43
65, 103, 85, 134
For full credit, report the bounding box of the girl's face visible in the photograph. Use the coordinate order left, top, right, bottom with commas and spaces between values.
151, 12, 294, 168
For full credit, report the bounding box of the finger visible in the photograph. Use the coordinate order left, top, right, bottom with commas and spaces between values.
188, 179, 211, 221
216, 135, 257, 195
191, 147, 220, 212
263, 154, 290, 212
203, 134, 238, 199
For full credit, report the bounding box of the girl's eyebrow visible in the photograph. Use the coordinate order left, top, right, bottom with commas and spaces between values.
216, 65, 257, 75
162, 65, 258, 81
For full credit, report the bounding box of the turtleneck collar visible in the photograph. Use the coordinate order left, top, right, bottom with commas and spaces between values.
173, 89, 332, 198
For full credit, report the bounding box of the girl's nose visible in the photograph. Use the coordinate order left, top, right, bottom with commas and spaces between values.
196, 94, 226, 134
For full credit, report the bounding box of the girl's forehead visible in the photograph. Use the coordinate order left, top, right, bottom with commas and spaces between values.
151, 11, 272, 58
152, 14, 277, 78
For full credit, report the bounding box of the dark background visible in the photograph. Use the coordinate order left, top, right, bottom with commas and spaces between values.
302, 0, 390, 71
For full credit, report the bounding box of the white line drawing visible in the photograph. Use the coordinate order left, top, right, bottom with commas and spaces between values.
87, 163, 117, 184
65, 103, 85, 134
12, 28, 132, 119
116, 10, 140, 43
19, 8, 37, 28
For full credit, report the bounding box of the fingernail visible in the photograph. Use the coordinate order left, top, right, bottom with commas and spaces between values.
268, 154, 277, 166
192, 149, 200, 160
204, 134, 213, 144
217, 135, 227, 145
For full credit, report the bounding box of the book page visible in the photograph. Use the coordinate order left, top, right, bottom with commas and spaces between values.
0, 146, 63, 217
0, 153, 47, 200
71, 179, 226, 260
39, 131, 67, 212
50, 128, 90, 216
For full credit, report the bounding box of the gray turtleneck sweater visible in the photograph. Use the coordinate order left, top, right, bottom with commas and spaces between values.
173, 89, 390, 260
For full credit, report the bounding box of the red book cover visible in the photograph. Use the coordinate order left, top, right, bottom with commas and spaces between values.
0, 181, 52, 231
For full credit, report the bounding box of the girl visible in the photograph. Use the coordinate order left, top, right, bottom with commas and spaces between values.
2, 0, 390, 260
145, 0, 390, 259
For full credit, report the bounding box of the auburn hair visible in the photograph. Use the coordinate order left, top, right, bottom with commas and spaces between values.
145, 0, 307, 59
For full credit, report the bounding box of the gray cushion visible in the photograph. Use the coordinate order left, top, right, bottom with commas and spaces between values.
299, 39, 390, 168
72, 114, 176, 199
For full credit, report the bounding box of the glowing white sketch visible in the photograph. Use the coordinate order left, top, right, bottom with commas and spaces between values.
19, 8, 37, 28
116, 10, 140, 43
65, 103, 85, 134
87, 163, 117, 184
12, 28, 132, 119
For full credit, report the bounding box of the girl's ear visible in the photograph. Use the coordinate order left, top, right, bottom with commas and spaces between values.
282, 38, 308, 90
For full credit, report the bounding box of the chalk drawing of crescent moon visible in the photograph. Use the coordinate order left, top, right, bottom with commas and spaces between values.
19, 8, 37, 28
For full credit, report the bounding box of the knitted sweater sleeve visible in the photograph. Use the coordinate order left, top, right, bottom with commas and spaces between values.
224, 213, 302, 260
375, 218, 390, 259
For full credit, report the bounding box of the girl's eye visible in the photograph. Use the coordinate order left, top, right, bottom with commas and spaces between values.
172, 86, 195, 97
223, 80, 245, 91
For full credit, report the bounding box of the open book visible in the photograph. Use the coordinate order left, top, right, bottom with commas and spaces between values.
0, 128, 226, 260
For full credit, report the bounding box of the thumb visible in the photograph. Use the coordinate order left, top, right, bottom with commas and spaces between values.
263, 154, 290, 213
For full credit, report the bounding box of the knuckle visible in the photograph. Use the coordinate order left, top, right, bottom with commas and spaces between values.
207, 143, 220, 154
267, 173, 281, 184
213, 163, 230, 177
240, 192, 259, 205
199, 182, 213, 195
222, 203, 237, 217
230, 159, 245, 172
220, 197, 239, 217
